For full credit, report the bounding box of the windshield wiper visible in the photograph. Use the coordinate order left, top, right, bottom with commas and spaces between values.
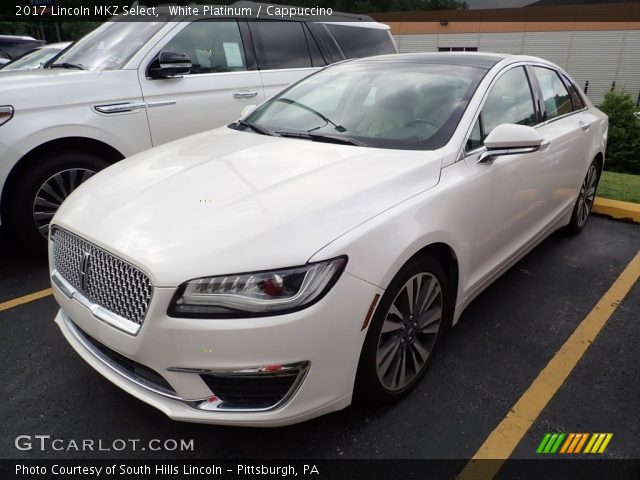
308, 133, 367, 147
49, 62, 85, 70
275, 130, 367, 147
236, 120, 277, 137
276, 98, 347, 133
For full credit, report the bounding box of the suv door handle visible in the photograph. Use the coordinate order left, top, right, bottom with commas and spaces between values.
233, 91, 258, 99
578, 120, 591, 131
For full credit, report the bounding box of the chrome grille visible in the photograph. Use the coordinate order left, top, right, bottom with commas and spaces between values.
51, 227, 153, 327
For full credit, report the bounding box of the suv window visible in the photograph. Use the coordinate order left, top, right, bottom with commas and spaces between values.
467, 66, 536, 150
250, 21, 315, 70
532, 66, 572, 120
560, 73, 586, 111
162, 20, 247, 74
0, 38, 42, 59
325, 24, 396, 59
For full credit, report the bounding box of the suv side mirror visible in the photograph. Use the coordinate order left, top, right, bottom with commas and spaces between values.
149, 51, 191, 79
478, 123, 546, 164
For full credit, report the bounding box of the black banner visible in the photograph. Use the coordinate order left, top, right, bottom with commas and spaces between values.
2, 459, 640, 480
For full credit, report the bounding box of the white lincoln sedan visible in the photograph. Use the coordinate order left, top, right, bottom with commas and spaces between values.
50, 53, 607, 426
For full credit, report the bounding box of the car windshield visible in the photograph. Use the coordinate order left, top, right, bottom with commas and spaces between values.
2, 46, 65, 71
52, 21, 164, 71
245, 60, 487, 150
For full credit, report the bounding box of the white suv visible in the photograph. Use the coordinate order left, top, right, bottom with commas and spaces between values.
0, 13, 396, 251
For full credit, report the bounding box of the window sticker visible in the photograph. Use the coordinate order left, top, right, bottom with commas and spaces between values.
223, 42, 243, 67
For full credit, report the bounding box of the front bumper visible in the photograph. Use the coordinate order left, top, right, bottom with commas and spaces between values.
53, 271, 382, 426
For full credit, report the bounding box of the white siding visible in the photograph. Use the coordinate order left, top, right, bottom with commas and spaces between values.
393, 29, 640, 105
522, 31, 572, 69
394, 34, 438, 53
436, 33, 480, 49
566, 31, 625, 105
615, 30, 640, 104
478, 32, 524, 55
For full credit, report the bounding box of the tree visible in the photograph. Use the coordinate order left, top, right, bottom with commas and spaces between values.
598, 89, 640, 174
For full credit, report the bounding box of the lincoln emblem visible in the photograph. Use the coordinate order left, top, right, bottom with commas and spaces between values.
79, 251, 91, 290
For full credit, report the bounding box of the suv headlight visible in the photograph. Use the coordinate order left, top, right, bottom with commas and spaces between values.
168, 256, 347, 318
0, 106, 13, 126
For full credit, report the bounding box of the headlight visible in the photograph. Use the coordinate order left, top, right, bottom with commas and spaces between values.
168, 256, 347, 318
0, 106, 13, 126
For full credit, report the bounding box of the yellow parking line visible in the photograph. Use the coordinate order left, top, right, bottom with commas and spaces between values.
458, 249, 640, 480
0, 288, 53, 312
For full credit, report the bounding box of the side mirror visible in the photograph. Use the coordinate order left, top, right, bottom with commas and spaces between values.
479, 124, 546, 164
149, 51, 191, 79
241, 104, 257, 118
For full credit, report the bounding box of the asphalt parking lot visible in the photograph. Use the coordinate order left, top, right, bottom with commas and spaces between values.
1, 215, 638, 464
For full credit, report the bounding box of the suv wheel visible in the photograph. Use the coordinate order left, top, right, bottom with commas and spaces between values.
5, 151, 109, 253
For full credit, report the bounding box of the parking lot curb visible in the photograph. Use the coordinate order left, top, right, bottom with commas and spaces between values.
593, 197, 640, 224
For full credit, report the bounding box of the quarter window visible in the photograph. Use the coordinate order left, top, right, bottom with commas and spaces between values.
532, 67, 572, 120
162, 21, 247, 75
466, 116, 483, 151
325, 24, 396, 59
561, 73, 586, 111
250, 21, 314, 69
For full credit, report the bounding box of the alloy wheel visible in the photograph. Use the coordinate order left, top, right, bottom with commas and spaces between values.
33, 168, 96, 237
376, 272, 443, 391
576, 164, 598, 228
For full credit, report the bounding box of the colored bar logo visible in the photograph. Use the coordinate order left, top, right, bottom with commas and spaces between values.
537, 433, 613, 454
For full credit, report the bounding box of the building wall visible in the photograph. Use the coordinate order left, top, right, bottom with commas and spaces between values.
392, 29, 640, 105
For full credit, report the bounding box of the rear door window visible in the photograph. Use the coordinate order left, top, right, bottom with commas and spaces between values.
532, 66, 573, 120
250, 21, 314, 69
324, 24, 396, 59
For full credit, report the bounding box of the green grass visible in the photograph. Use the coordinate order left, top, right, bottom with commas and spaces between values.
598, 171, 640, 204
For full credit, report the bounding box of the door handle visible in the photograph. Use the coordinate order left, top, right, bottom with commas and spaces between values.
578, 120, 591, 131
233, 91, 258, 99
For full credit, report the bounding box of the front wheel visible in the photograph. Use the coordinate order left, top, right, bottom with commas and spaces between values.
355, 256, 451, 405
5, 151, 109, 253
566, 159, 600, 235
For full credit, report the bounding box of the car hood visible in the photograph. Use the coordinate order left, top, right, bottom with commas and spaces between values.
53, 127, 444, 286
0, 69, 104, 107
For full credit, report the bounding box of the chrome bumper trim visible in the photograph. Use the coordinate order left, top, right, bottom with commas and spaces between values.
170, 362, 311, 413
61, 311, 310, 413
52, 270, 141, 335
61, 311, 191, 401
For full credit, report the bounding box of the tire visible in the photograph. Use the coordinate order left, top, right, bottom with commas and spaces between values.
354, 255, 451, 405
4, 151, 109, 254
566, 159, 600, 235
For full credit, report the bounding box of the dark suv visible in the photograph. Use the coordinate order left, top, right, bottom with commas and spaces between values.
0, 35, 45, 62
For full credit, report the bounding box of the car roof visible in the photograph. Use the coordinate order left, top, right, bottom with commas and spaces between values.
353, 52, 511, 70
